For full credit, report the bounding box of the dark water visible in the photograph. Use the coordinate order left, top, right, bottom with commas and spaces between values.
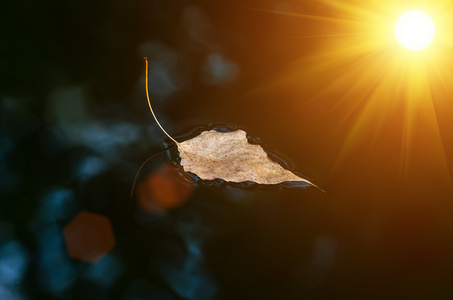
2, 0, 453, 299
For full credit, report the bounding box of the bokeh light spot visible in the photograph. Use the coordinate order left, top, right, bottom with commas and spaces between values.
137, 163, 194, 215
63, 211, 115, 263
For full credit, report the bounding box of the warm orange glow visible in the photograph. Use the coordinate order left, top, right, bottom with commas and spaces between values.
252, 0, 453, 187
137, 163, 193, 215
63, 211, 115, 263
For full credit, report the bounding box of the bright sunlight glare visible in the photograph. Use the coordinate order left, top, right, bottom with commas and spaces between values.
259, 1, 453, 185
395, 11, 435, 51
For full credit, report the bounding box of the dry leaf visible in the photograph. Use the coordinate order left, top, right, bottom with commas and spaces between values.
178, 129, 314, 186
136, 58, 321, 191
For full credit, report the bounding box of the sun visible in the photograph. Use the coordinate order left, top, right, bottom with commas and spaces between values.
257, 2, 453, 185
395, 11, 435, 51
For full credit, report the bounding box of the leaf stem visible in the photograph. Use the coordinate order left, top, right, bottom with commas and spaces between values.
144, 57, 179, 145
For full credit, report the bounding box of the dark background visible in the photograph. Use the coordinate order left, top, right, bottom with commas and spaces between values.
2, 0, 453, 299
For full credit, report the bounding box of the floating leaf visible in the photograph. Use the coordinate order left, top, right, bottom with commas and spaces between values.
178, 129, 311, 185
135, 58, 321, 190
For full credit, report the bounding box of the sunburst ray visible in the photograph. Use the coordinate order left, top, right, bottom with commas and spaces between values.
248, 0, 453, 187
